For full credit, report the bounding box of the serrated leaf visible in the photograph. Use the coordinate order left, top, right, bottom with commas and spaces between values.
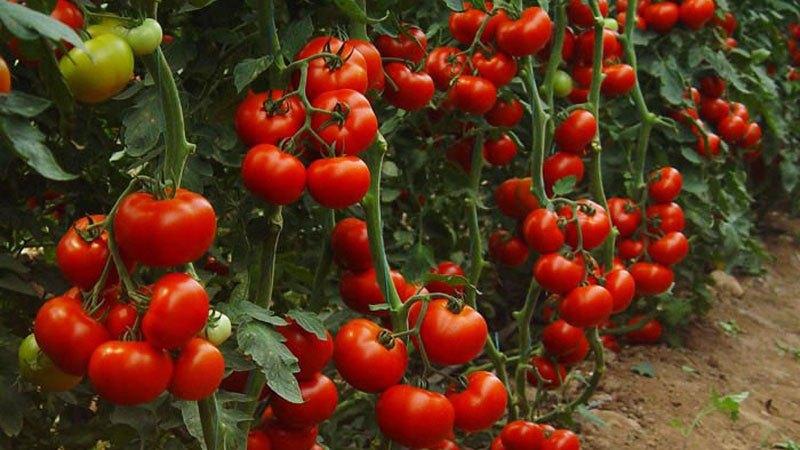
228, 301, 287, 326
0, 115, 77, 180
333, 0, 375, 23
382, 160, 399, 177
0, 91, 52, 118
237, 322, 302, 403
123, 88, 164, 157
286, 309, 327, 339
233, 56, 274, 93
631, 361, 655, 378
0, 1, 82, 48
552, 176, 577, 196
176, 401, 207, 450
680, 146, 703, 164
710, 391, 749, 420
280, 17, 313, 60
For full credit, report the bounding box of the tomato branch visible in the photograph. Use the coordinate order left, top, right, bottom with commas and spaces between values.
309, 209, 336, 311
513, 279, 542, 419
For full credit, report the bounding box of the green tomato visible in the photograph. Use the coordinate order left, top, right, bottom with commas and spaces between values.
125, 19, 163, 56
203, 310, 232, 346
553, 70, 574, 98
59, 33, 134, 104
603, 17, 619, 32
18, 334, 82, 392
87, 18, 126, 39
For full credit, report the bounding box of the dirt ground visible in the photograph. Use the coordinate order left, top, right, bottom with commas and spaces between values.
581, 213, 800, 450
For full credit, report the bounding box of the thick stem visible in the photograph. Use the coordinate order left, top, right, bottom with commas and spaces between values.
524, 57, 551, 207
252, 205, 284, 308
198, 395, 220, 450
514, 280, 542, 419
258, 0, 286, 71
309, 209, 336, 311
349, 0, 368, 40
542, 0, 568, 151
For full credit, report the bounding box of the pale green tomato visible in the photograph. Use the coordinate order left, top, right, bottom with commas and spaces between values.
18, 334, 82, 392
203, 310, 232, 346
59, 34, 134, 104
604, 18, 619, 31
553, 70, 574, 98
88, 19, 162, 56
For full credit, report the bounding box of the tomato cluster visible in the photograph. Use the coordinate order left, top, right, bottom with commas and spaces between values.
615, 0, 718, 35
786, 23, 800, 81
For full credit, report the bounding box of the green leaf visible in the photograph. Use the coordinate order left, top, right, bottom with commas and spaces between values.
680, 146, 703, 164
0, 91, 52, 118
110, 404, 160, 442
0, 381, 26, 436
552, 176, 577, 196
710, 391, 749, 420
0, 272, 36, 296
0, 1, 83, 48
403, 242, 436, 282
631, 361, 656, 378
280, 17, 313, 61
382, 160, 400, 177
233, 56, 274, 93
0, 115, 77, 180
237, 322, 302, 403
576, 404, 606, 427
176, 401, 207, 450
123, 88, 165, 157
442, 0, 465, 11
0, 253, 29, 274
227, 301, 287, 326
332, 0, 385, 23
286, 309, 328, 339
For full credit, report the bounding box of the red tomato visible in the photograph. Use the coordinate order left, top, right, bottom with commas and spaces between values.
516, 177, 543, 214
533, 253, 585, 295
446, 370, 508, 432
492, 436, 506, 450
376, 385, 455, 449
629, 262, 674, 295
331, 218, 372, 271
383, 63, 435, 110
425, 46, 466, 91
114, 189, 217, 267
559, 199, 612, 250
263, 422, 318, 450
57, 214, 114, 291
247, 431, 271, 450
431, 440, 461, 450
347, 39, 385, 91
540, 27, 576, 64
715, 12, 737, 36
559, 285, 613, 328
648, 231, 689, 266
542, 429, 581, 450
544, 152, 585, 193
618, 238, 645, 259
449, 2, 501, 44
626, 316, 663, 343
485, 97, 524, 127
606, 269, 636, 313
295, 36, 368, 101
501, 420, 546, 450
489, 230, 531, 266
617, 11, 647, 32
333, 318, 408, 392
555, 109, 597, 154
568, 0, 608, 28
646, 202, 685, 233
408, 298, 488, 365
679, 0, 715, 30
234, 90, 305, 146
472, 51, 517, 87
51, 0, 84, 30
576, 29, 621, 63
608, 197, 641, 238
528, 356, 568, 389
446, 138, 474, 172
142, 273, 209, 350
88, 341, 173, 405
495, 7, 553, 57
339, 268, 408, 315
105, 303, 138, 339
522, 208, 565, 254
699, 97, 730, 124
34, 295, 110, 375
375, 26, 428, 64
310, 89, 377, 155
718, 114, 747, 144
696, 132, 721, 158
169, 337, 224, 401
643, 2, 679, 33
698, 75, 726, 98
730, 102, 750, 122
276, 319, 333, 381
306, 156, 370, 209
0, 56, 10, 93
272, 373, 338, 428
542, 319, 589, 365
601, 334, 621, 353
568, 87, 589, 104
426, 261, 466, 296
648, 167, 682, 203
483, 134, 518, 166
601, 64, 636, 96
241, 144, 306, 205
448, 75, 498, 114
495, 178, 524, 218
741, 122, 762, 148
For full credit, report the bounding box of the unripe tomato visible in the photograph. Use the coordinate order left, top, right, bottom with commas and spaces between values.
334, 318, 407, 392
235, 90, 305, 146
142, 273, 209, 350
608, 197, 641, 238
472, 51, 517, 88
648, 167, 682, 203
533, 253, 585, 295
501, 420, 546, 450
717, 114, 747, 144
0, 56, 11, 93
626, 316, 663, 343
408, 298, 488, 365
489, 229, 530, 266
383, 63, 435, 110
528, 356, 568, 389
306, 156, 370, 209
272, 373, 338, 428
559, 285, 613, 328
601, 64, 636, 96
447, 75, 498, 114
544, 151, 585, 193
59, 34, 134, 103
642, 2, 679, 33
647, 202, 685, 233
483, 134, 518, 166
522, 208, 565, 254
426, 261, 466, 296
446, 370, 508, 432
88, 341, 173, 405
576, 29, 622, 63
295, 36, 368, 100
339, 268, 408, 315
629, 262, 674, 295
242, 144, 306, 205
310, 89, 378, 155
485, 97, 524, 127
542, 320, 589, 365
203, 310, 232, 346
169, 337, 225, 400
375, 26, 427, 63
376, 385, 455, 449
555, 109, 597, 154
495, 7, 554, 57
425, 46, 466, 91
559, 199, 612, 250
568, 0, 608, 28
276, 319, 333, 381
347, 39, 385, 91
331, 218, 372, 271
679, 0, 716, 30
92, 19, 162, 56
553, 70, 574, 98
18, 334, 82, 392
606, 268, 636, 313
648, 231, 689, 266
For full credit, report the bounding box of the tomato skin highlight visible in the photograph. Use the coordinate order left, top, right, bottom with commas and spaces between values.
648, 167, 682, 203
169, 337, 225, 400
679, 0, 716, 30
606, 269, 636, 313
446, 370, 508, 432
501, 420, 546, 450
408, 298, 488, 366
630, 262, 674, 295
333, 318, 408, 392
0, 56, 10, 93
142, 273, 210, 350
306, 156, 371, 209
88, 341, 173, 405
643, 2, 680, 34
235, 90, 305, 146
376, 385, 455, 449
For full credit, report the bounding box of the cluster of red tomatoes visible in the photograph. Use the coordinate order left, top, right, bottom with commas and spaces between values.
787, 23, 800, 81
615, 0, 718, 35
22, 188, 225, 406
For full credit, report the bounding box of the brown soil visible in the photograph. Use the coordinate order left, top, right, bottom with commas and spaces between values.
581, 213, 800, 450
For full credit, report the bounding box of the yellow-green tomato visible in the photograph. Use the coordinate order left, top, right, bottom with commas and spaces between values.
59, 34, 134, 104
87, 18, 126, 38
125, 19, 163, 56
553, 70, 574, 98
202, 310, 232, 346
18, 334, 82, 392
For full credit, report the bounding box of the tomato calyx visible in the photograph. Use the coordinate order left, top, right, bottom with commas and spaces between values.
377, 329, 399, 349
73, 215, 106, 243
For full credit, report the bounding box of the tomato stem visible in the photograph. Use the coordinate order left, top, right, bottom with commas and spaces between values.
257, 0, 286, 71
513, 279, 542, 419
349, 0, 369, 40
542, 0, 568, 151
524, 57, 551, 207
198, 394, 220, 449
602, 310, 659, 335
250, 205, 283, 308
309, 209, 336, 311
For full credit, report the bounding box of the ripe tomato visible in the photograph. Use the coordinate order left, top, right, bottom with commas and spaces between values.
606, 268, 636, 313
696, 132, 721, 158
333, 318, 407, 392
648, 167, 682, 203
491, 436, 506, 450
626, 316, 663, 343
533, 253, 585, 295
544, 152, 585, 193
576, 29, 621, 63
295, 36, 368, 100
114, 189, 216, 267
483, 134, 518, 166
568, 87, 589, 103
571, 64, 593, 89
339, 268, 408, 315
601, 334, 621, 353
59, 34, 134, 103
18, 334, 82, 392
446, 370, 507, 432
489, 230, 530, 266
247, 431, 271, 450
608, 197, 641, 238
383, 63, 435, 110
495, 7, 553, 56
559, 285, 613, 328
50, 0, 83, 29
601, 64, 636, 96
648, 231, 689, 266
485, 97, 524, 127
169, 337, 224, 400
88, 341, 173, 405
642, 2, 679, 33
568, 0, 608, 28
306, 156, 371, 209
310, 89, 377, 155
617, 11, 647, 32
618, 238, 644, 260
425, 46, 466, 90
522, 208, 565, 254
741, 122, 762, 148
699, 97, 730, 124
542, 429, 581, 450
715, 12, 737, 36
730, 102, 750, 122
501, 420, 546, 450
560, 199, 612, 250
646, 202, 685, 233
375, 26, 428, 63
331, 218, 372, 271
629, 262, 674, 295
542, 319, 589, 365
426, 261, 466, 296
516, 177, 542, 215
717, 114, 747, 144
347, 39, 385, 91
699, 75, 726, 98
448, 75, 497, 114
431, 440, 460, 450
408, 298, 488, 365
495, 178, 524, 218
142, 273, 209, 350
235, 90, 305, 146
528, 356, 568, 389
449, 2, 501, 44
679, 0, 715, 30
376, 385, 455, 449
263, 422, 318, 449
472, 51, 517, 88
241, 144, 306, 205
57, 215, 113, 291
272, 373, 338, 428
276, 319, 333, 381
34, 294, 109, 375
555, 109, 597, 154
105, 303, 138, 339
0, 56, 10, 93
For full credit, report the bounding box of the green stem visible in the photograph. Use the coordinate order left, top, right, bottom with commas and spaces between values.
602, 310, 658, 335
514, 280, 542, 419
524, 57, 551, 207
258, 0, 286, 71
542, 0, 568, 151
198, 395, 220, 450
252, 205, 283, 308
349, 0, 368, 40
309, 209, 336, 311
